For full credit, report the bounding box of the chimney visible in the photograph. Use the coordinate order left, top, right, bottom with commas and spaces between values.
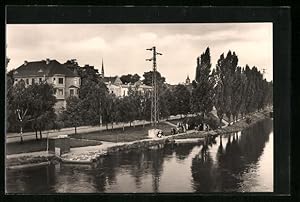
46, 58, 50, 65
197, 57, 200, 65
24, 60, 28, 66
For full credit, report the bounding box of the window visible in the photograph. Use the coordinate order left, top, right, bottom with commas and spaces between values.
54, 88, 57, 95
39, 78, 42, 83
74, 78, 78, 85
76, 89, 79, 95
26, 79, 29, 84
58, 89, 64, 96
70, 89, 74, 96
58, 78, 64, 84
32, 78, 35, 84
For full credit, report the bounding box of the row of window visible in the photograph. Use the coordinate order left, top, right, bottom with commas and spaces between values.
54, 88, 79, 96
53, 77, 64, 84
15, 78, 44, 84
15, 77, 80, 86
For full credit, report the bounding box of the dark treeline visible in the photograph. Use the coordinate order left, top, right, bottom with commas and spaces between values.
191, 47, 272, 126
6, 48, 272, 143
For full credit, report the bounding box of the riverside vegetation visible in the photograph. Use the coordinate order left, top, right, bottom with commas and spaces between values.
7, 47, 272, 144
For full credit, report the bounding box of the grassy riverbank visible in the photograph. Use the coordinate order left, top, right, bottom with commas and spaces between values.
6, 138, 102, 155
71, 122, 173, 142
174, 109, 271, 140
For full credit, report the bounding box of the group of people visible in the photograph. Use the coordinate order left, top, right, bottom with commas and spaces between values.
195, 123, 210, 131
171, 122, 189, 135
170, 121, 210, 135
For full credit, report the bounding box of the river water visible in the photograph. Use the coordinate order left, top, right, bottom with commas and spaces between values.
6, 118, 273, 193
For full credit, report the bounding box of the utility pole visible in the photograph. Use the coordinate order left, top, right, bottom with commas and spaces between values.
146, 46, 162, 128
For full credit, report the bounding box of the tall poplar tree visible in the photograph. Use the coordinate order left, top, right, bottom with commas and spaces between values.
191, 47, 215, 118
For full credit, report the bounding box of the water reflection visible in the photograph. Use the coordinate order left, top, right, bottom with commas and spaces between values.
6, 119, 273, 193
191, 119, 273, 192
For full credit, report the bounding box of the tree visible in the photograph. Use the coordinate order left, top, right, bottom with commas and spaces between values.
223, 51, 238, 123
244, 65, 257, 114
140, 90, 152, 124
214, 82, 226, 125
131, 74, 141, 84
63, 96, 83, 134
120, 74, 133, 84
120, 74, 141, 84
191, 47, 215, 118
195, 47, 211, 83
161, 87, 176, 116
114, 97, 131, 131
6, 70, 16, 132
102, 93, 117, 129
65, 60, 100, 83
142, 71, 166, 86
230, 66, 246, 122
79, 79, 108, 126
214, 51, 238, 125
28, 83, 57, 139
159, 87, 171, 120
127, 88, 143, 127
173, 84, 191, 117
8, 80, 33, 143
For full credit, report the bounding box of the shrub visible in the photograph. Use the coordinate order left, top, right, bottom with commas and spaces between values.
246, 117, 252, 124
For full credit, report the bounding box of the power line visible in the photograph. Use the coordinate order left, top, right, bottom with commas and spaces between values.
146, 46, 162, 128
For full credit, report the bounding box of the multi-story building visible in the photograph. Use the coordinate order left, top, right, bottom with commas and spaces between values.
13, 59, 81, 111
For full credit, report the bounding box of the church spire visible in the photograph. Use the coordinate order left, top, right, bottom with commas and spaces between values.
186, 74, 190, 84
101, 58, 104, 78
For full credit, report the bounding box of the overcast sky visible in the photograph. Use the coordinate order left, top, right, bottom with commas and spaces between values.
6, 23, 272, 84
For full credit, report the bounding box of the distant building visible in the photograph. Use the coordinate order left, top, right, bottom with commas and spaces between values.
165, 75, 193, 93
13, 59, 81, 111
101, 60, 152, 97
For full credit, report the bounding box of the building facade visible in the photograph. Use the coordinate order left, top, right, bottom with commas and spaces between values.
13, 59, 81, 112
101, 60, 152, 97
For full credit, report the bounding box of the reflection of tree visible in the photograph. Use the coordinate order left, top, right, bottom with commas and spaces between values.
93, 147, 166, 192
93, 153, 120, 192
238, 119, 272, 163
191, 119, 273, 192
191, 144, 216, 192
215, 133, 244, 191
216, 119, 272, 191
173, 143, 200, 161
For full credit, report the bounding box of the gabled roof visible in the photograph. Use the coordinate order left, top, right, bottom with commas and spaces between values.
103, 76, 118, 83
14, 60, 79, 78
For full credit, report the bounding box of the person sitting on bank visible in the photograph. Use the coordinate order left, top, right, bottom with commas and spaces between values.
157, 130, 163, 138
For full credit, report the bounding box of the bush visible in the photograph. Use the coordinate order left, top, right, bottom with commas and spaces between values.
53, 121, 64, 131
186, 115, 203, 129
246, 117, 252, 124
204, 117, 220, 130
